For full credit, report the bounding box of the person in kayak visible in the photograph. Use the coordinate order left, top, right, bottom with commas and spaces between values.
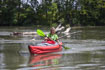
44, 27, 60, 45
37, 27, 61, 46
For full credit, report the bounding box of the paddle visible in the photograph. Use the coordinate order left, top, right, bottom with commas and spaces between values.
37, 29, 46, 37
37, 29, 70, 50
31, 29, 45, 41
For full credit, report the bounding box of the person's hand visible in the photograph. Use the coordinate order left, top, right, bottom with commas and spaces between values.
44, 37, 48, 41
44, 37, 52, 41
58, 42, 62, 46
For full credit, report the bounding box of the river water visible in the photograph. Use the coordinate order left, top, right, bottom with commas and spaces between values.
0, 26, 105, 70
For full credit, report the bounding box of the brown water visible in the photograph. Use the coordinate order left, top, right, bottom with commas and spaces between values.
0, 26, 105, 70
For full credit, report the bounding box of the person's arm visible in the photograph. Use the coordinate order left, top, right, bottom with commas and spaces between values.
44, 33, 52, 41
56, 39, 61, 46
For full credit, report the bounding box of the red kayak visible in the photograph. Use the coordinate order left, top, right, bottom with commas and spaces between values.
28, 41, 62, 54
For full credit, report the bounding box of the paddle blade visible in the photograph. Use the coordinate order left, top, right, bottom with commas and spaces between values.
64, 46, 70, 50
37, 29, 46, 37
62, 45, 70, 50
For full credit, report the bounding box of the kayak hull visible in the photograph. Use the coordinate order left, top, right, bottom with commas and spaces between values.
28, 42, 62, 54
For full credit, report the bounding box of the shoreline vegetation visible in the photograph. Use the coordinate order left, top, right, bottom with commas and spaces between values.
0, 25, 105, 29
0, 0, 105, 27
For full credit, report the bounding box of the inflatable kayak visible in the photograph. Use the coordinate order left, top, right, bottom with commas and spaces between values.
28, 41, 62, 54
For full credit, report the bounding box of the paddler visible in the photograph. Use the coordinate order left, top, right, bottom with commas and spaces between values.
44, 27, 61, 45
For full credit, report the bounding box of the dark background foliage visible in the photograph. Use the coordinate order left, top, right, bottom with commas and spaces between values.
0, 0, 105, 26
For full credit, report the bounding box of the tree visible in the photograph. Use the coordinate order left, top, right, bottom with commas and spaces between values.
0, 0, 23, 26
0, 0, 105, 26
74, 0, 105, 26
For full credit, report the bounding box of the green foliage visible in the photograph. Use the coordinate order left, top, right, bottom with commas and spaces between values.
75, 0, 105, 26
0, 0, 105, 26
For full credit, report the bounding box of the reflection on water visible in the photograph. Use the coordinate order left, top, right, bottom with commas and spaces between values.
28, 54, 62, 70
0, 26, 105, 70
0, 43, 29, 69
